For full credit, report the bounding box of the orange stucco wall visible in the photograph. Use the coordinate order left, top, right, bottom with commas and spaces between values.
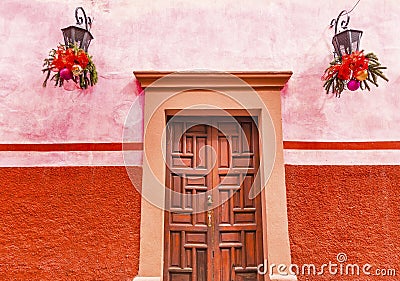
0, 166, 142, 281
2, 164, 398, 280
286, 165, 400, 280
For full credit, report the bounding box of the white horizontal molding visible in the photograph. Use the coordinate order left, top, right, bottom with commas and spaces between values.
284, 150, 400, 165
0, 151, 143, 167
132, 277, 160, 281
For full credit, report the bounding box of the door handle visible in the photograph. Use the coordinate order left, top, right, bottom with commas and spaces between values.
207, 210, 212, 227
207, 195, 213, 227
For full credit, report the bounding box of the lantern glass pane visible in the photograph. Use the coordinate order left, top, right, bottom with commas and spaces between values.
61, 26, 93, 52
332, 29, 362, 57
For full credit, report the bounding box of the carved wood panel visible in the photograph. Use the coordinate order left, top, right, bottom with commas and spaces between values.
164, 116, 263, 281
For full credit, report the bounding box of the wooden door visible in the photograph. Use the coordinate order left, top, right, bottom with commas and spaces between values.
164, 116, 263, 281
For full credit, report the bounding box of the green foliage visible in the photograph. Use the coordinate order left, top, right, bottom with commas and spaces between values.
323, 52, 388, 97
42, 43, 98, 90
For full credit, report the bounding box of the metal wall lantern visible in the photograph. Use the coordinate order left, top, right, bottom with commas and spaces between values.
330, 10, 363, 58
61, 7, 94, 52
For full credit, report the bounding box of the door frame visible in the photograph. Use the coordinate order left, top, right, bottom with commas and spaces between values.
132, 71, 296, 281
163, 115, 264, 281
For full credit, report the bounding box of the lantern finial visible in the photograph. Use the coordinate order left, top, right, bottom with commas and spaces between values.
330, 10, 350, 35
75, 7, 92, 32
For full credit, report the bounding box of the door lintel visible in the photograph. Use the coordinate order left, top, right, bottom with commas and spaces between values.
134, 71, 292, 91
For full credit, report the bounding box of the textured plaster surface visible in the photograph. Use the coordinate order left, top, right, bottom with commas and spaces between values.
1, 1, 400, 280
286, 165, 400, 280
0, 166, 142, 281
0, 0, 400, 146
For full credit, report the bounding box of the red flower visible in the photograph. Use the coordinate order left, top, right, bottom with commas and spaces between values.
51, 45, 90, 71
322, 65, 340, 80
323, 51, 370, 81
342, 51, 369, 76
355, 58, 369, 73
52, 46, 73, 70
337, 65, 351, 80
63, 48, 75, 69
76, 50, 89, 69
52, 48, 65, 70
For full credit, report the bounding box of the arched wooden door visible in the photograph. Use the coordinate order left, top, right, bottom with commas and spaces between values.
163, 116, 264, 281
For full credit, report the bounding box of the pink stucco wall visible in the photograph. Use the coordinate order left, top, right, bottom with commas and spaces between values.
1, 0, 399, 146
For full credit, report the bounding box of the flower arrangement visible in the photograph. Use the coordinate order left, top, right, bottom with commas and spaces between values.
42, 43, 98, 89
322, 51, 388, 97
